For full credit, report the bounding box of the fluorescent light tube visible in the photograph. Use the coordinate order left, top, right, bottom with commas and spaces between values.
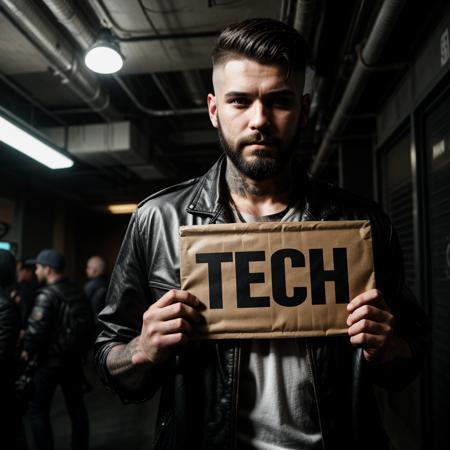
0, 116, 73, 169
107, 203, 138, 214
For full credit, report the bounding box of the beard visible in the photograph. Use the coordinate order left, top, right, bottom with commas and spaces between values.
217, 119, 300, 181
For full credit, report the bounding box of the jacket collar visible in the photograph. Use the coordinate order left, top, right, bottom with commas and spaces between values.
186, 154, 227, 221
187, 154, 340, 222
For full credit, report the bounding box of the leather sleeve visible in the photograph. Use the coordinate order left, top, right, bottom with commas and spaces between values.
94, 210, 169, 403
22, 291, 58, 357
367, 211, 430, 390
0, 299, 20, 362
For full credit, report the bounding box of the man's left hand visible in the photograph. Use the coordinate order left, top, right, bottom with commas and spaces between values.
347, 289, 395, 363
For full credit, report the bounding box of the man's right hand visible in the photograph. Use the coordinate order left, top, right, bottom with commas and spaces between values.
132, 289, 202, 366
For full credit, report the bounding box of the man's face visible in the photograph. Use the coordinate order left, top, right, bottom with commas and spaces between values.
35, 264, 48, 284
18, 267, 34, 282
16, 262, 25, 282
208, 58, 310, 180
86, 259, 98, 279
86, 260, 94, 279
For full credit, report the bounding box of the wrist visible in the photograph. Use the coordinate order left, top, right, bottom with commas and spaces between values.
367, 336, 412, 365
130, 335, 155, 366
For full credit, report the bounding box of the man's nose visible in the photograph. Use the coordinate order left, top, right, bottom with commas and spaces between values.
248, 101, 270, 130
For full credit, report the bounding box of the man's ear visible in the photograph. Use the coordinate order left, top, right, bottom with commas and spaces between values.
300, 93, 311, 128
207, 93, 218, 128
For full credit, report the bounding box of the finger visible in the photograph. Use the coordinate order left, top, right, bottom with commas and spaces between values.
151, 332, 187, 349
154, 289, 199, 308
158, 317, 194, 336
347, 289, 387, 313
349, 332, 385, 347
347, 304, 393, 326
156, 301, 203, 323
347, 319, 392, 337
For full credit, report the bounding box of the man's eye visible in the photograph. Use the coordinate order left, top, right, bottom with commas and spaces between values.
271, 97, 293, 107
230, 98, 248, 105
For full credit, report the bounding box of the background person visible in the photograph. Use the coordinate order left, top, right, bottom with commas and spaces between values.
12, 259, 38, 336
84, 255, 108, 327
0, 249, 26, 449
22, 249, 90, 450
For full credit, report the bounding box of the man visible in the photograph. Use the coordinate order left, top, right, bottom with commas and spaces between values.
23, 249, 89, 450
84, 255, 108, 325
12, 259, 38, 333
95, 18, 429, 450
83, 255, 108, 392
0, 249, 24, 449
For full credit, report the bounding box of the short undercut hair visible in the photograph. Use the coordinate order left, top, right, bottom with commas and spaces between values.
212, 18, 310, 77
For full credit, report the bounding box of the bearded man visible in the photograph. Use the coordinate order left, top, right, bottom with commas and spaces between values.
95, 18, 428, 450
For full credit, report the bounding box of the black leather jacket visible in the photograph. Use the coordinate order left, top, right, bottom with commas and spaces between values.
84, 276, 108, 320
24, 277, 81, 365
95, 156, 429, 450
0, 288, 20, 383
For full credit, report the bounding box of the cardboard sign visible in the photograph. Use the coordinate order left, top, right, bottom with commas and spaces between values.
180, 220, 375, 339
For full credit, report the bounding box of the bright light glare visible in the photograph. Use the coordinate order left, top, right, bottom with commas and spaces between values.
0, 116, 73, 169
107, 203, 138, 214
0, 242, 12, 250
85, 46, 123, 74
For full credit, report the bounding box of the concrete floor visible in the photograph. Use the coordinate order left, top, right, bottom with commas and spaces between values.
22, 359, 159, 450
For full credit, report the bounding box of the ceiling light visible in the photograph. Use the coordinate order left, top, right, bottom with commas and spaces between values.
0, 114, 73, 169
107, 203, 138, 214
85, 28, 124, 74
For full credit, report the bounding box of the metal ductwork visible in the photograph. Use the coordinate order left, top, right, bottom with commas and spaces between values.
293, 0, 316, 43
42, 121, 149, 166
0, 0, 113, 114
292, 0, 319, 120
310, 0, 407, 176
41, 0, 95, 49
41, 0, 207, 117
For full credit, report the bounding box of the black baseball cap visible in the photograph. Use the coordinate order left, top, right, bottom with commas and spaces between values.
23, 259, 36, 269
30, 249, 66, 272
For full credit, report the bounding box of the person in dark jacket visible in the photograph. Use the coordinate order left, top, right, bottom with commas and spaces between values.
12, 259, 39, 334
22, 249, 89, 450
95, 18, 429, 450
84, 255, 108, 325
83, 255, 108, 391
0, 249, 25, 449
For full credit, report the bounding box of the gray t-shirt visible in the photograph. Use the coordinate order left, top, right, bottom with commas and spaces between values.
231, 203, 323, 450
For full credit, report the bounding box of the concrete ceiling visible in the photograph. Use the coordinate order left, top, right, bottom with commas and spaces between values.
0, 0, 447, 209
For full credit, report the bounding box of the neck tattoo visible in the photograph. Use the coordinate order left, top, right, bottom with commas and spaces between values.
225, 160, 293, 199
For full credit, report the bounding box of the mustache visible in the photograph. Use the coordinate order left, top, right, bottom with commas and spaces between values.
239, 133, 279, 146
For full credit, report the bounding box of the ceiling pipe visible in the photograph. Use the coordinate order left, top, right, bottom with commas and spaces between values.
292, 0, 320, 119
113, 75, 208, 117
293, 0, 316, 44
138, 0, 208, 113
40, 0, 207, 117
40, 0, 94, 49
310, 0, 407, 176
118, 30, 219, 42
0, 71, 67, 126
0, 0, 114, 116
